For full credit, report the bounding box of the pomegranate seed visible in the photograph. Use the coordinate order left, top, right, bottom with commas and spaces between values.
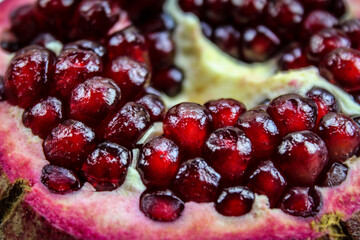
123, 0, 165, 22
69, 77, 121, 127
215, 186, 254, 216
301, 10, 338, 40
63, 40, 107, 60
172, 158, 221, 203
278, 44, 312, 70
0, 76, 5, 101
267, 93, 318, 137
137, 136, 181, 188
151, 67, 184, 97
340, 19, 360, 51
203, 0, 229, 24
68, 0, 120, 40
300, 0, 331, 10
204, 127, 252, 184
205, 98, 246, 129
146, 31, 175, 69
237, 109, 280, 160
43, 120, 96, 171
178, 0, 204, 16
213, 25, 241, 58
321, 162, 348, 187
138, 13, 176, 33
140, 190, 184, 222
306, 87, 340, 126
22, 97, 63, 139
37, 0, 77, 17
135, 94, 166, 122
317, 112, 360, 162
97, 102, 151, 148
54, 49, 103, 99
248, 160, 287, 207
163, 103, 212, 158
230, 0, 267, 25
107, 27, 150, 64
0, 30, 22, 53
41, 165, 82, 194
32, 33, 58, 47
281, 187, 322, 217
201, 21, 213, 38
5, 47, 56, 108
81, 142, 131, 191
276, 130, 328, 186
308, 28, 351, 62
14, 45, 46, 57
319, 48, 360, 92
241, 25, 281, 62
328, 0, 346, 18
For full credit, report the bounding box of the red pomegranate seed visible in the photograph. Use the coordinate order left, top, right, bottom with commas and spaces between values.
317, 112, 360, 162
41, 165, 82, 194
81, 142, 131, 191
241, 25, 281, 62
308, 28, 351, 62
135, 94, 166, 122
137, 136, 181, 188
300, 0, 331, 10
31, 33, 57, 47
43, 120, 96, 171
230, 0, 267, 25
267, 93, 318, 137
172, 158, 221, 203
14, 45, 46, 57
319, 48, 360, 92
69, 77, 121, 127
37, 0, 77, 17
237, 109, 281, 160
213, 25, 241, 58
306, 87, 340, 126
329, 0, 346, 18
0, 76, 5, 101
97, 102, 151, 148
280, 187, 322, 217
205, 98, 246, 129
107, 27, 150, 64
215, 186, 254, 216
138, 13, 176, 34
151, 67, 184, 97
340, 19, 360, 51
63, 40, 107, 60
204, 127, 252, 184
203, 0, 229, 24
5, 47, 56, 108
278, 44, 312, 70
123, 0, 165, 22
248, 160, 287, 207
276, 130, 328, 186
105, 56, 150, 102
68, 0, 120, 40
146, 31, 175, 69
54, 49, 103, 99
321, 162, 348, 187
163, 102, 213, 158
178, 0, 204, 17
22, 97, 63, 139
140, 190, 184, 222
301, 10, 338, 40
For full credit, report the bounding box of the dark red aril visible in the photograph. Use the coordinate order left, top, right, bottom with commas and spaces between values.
340, 19, 360, 51
301, 10, 338, 40
241, 25, 281, 62
278, 44, 312, 70
248, 160, 287, 207
203, 0, 229, 24
146, 31, 175, 70
97, 102, 151, 148
205, 98, 246, 129
63, 40, 107, 60
135, 94, 166, 122
137, 137, 181, 188
237, 109, 280, 160
329, 0, 346, 18
140, 190, 184, 222
14, 45, 46, 57
31, 33, 57, 47
163, 103, 212, 158
22, 97, 63, 139
267, 93, 318, 137
151, 67, 184, 97
281, 187, 322, 217
172, 158, 221, 203
204, 127, 252, 185
213, 25, 241, 59
276, 130, 328, 186
5, 47, 56, 108
178, 0, 204, 17
123, 0, 165, 22
215, 186, 255, 217
105, 56, 150, 102
306, 87, 340, 126
300, 0, 331, 10
81, 142, 131, 191
41, 165, 82, 194
69, 77, 121, 128
317, 112, 360, 163
43, 120, 96, 171
138, 13, 176, 33
230, 0, 268, 25
54, 49, 103, 99
0, 76, 5, 101
321, 162, 348, 187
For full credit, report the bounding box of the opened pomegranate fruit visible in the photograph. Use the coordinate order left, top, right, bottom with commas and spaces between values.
2, 0, 360, 239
